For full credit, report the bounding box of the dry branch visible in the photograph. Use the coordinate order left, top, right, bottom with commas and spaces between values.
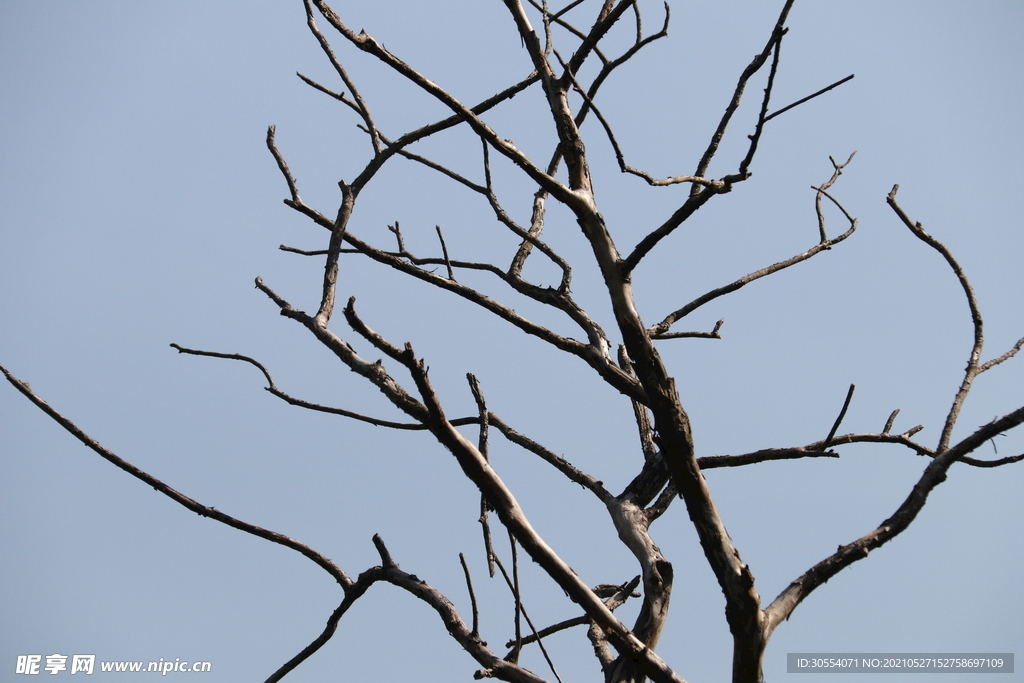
6, 4, 1022, 683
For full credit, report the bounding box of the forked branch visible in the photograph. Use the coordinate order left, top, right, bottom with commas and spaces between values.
650, 155, 857, 337
764, 404, 1024, 634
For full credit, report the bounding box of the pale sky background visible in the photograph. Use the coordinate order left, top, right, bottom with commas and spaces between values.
1, 2, 1022, 682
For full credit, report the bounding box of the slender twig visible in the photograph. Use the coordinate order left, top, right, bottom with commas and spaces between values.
303, 0, 381, 153
618, 346, 658, 461
435, 225, 456, 281
764, 74, 855, 122
296, 71, 346, 103
961, 452, 1024, 467
821, 384, 856, 451
692, 0, 794, 185
0, 363, 352, 590
488, 413, 612, 502
698, 448, 840, 469
468, 374, 490, 460
553, 0, 587, 19
509, 533, 523, 664
649, 222, 854, 336
492, 551, 564, 683
388, 222, 407, 253
738, 25, 786, 175
460, 553, 481, 639
469, 374, 496, 577
481, 503, 497, 579
264, 599, 350, 683
170, 343, 426, 430
280, 245, 329, 256
506, 576, 641, 648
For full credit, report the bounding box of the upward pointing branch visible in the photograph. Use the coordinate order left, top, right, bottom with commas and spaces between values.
887, 185, 984, 452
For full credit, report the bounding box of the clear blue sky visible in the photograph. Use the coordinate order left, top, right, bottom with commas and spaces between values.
2, 2, 1021, 682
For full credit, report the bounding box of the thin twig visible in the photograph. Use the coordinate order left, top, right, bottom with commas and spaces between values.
764, 74, 855, 122
492, 552, 564, 683
469, 374, 496, 577
698, 448, 840, 469
510, 532, 523, 664
488, 413, 612, 501
821, 384, 856, 450
506, 576, 641, 648
435, 225, 456, 281
280, 245, 329, 256
460, 553, 481, 639
692, 0, 794, 185
170, 343, 426, 430
304, 0, 381, 153
738, 24, 786, 175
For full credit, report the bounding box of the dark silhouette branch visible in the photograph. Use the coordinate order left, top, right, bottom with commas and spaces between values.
8, 5, 1022, 683
650, 155, 857, 336
0, 363, 352, 589
763, 74, 855, 123
821, 384, 856, 451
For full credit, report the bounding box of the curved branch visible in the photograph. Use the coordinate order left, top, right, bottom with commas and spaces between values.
271, 535, 554, 683
887, 185, 985, 452
763, 405, 1024, 635
0, 363, 352, 590
255, 277, 431, 422
169, 344, 428, 430
649, 222, 855, 336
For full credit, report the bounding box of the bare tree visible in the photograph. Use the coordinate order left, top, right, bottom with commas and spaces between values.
3, 2, 1022, 683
